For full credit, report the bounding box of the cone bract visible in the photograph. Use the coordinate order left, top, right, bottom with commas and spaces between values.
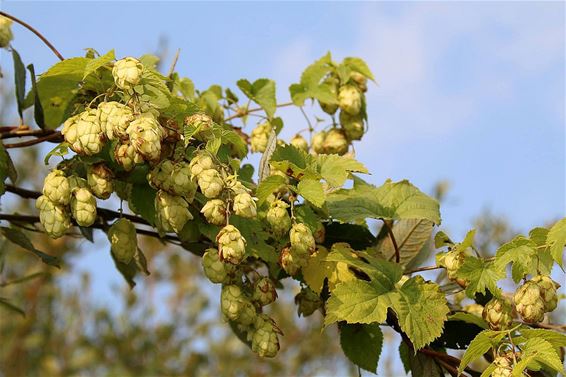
514, 281, 546, 323
482, 298, 513, 330
128, 113, 163, 162
97, 101, 133, 140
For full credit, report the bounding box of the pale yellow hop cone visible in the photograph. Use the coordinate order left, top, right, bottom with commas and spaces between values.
532, 275, 560, 312
155, 190, 192, 233
290, 223, 316, 257
232, 192, 257, 218
250, 122, 271, 153
340, 111, 364, 141
114, 142, 144, 171
311, 131, 327, 154
482, 297, 513, 330
189, 153, 216, 180
514, 280, 546, 323
71, 188, 97, 227
251, 315, 280, 358
42, 169, 71, 206
112, 57, 143, 90
87, 163, 114, 199
0, 16, 14, 48
290, 134, 309, 152
36, 195, 72, 239
201, 248, 237, 284
252, 277, 277, 306
97, 101, 134, 140
322, 129, 349, 155
201, 199, 227, 226
127, 113, 164, 162
338, 84, 362, 115
266, 200, 291, 236
217, 225, 246, 264
197, 169, 224, 199
108, 218, 137, 264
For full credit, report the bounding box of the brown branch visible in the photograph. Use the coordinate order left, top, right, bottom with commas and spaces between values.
3, 133, 63, 148
381, 219, 400, 263
0, 11, 64, 61
0, 129, 60, 140
521, 321, 566, 332
224, 101, 294, 122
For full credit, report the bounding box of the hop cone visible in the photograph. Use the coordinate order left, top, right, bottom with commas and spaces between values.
36, 195, 72, 239
340, 111, 364, 141
295, 287, 322, 317
71, 188, 97, 227
220, 285, 256, 326
112, 57, 143, 90
252, 277, 277, 306
170, 161, 197, 201
201, 199, 227, 226
251, 315, 280, 358
266, 200, 291, 237
217, 225, 246, 264
189, 153, 216, 180
108, 218, 137, 264
224, 176, 250, 195
155, 190, 193, 233
514, 280, 546, 323
87, 163, 114, 199
63, 109, 104, 155
323, 129, 349, 155
311, 131, 327, 154
532, 275, 560, 312
197, 169, 224, 199
184, 113, 214, 140
127, 113, 163, 162
279, 246, 305, 276
233, 192, 257, 218
201, 248, 237, 284
290, 223, 316, 257
148, 160, 175, 192
0, 16, 14, 48
492, 356, 512, 377
290, 134, 309, 152
97, 101, 133, 140
318, 77, 339, 115
42, 169, 71, 206
114, 142, 144, 171
482, 297, 513, 330
338, 85, 362, 115
250, 122, 271, 153
350, 71, 368, 92
443, 250, 465, 280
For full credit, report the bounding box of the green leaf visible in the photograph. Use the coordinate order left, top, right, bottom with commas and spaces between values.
322, 222, 376, 250
547, 217, 566, 266
495, 236, 537, 282
339, 323, 383, 373
316, 154, 368, 187
256, 175, 287, 205
520, 329, 566, 348
237, 78, 277, 118
83, 49, 115, 79
434, 231, 454, 248
12, 48, 26, 119
270, 144, 320, 180
0, 227, 60, 267
110, 248, 137, 289
327, 179, 441, 224
214, 124, 248, 158
458, 330, 506, 374
447, 312, 488, 329
399, 342, 444, 377
26, 64, 45, 129
343, 57, 375, 81
458, 257, 505, 298
391, 277, 450, 350
128, 184, 157, 226
0, 143, 17, 196
229, 216, 277, 263
512, 337, 565, 376
0, 297, 25, 317
376, 219, 434, 266
296, 178, 325, 207
43, 142, 70, 165
301, 52, 332, 87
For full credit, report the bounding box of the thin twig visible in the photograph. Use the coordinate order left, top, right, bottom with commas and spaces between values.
0, 129, 59, 140
167, 48, 180, 78
0, 11, 64, 61
381, 218, 400, 263
4, 133, 62, 148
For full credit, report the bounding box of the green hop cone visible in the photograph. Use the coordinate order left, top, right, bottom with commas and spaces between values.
108, 218, 137, 264
279, 246, 305, 276
114, 142, 144, 171
532, 275, 560, 312
217, 225, 246, 264
171, 161, 197, 201
200, 199, 227, 226
482, 298, 513, 330
0, 16, 14, 48
311, 131, 327, 154
201, 248, 238, 284
220, 285, 256, 326
251, 315, 280, 358
127, 113, 164, 162
184, 113, 214, 140
514, 280, 546, 323
323, 129, 349, 155
252, 277, 277, 306
232, 192, 257, 218
189, 153, 216, 180
350, 71, 368, 92
318, 77, 339, 115
492, 356, 512, 377
70, 188, 97, 227
148, 160, 175, 192
339, 111, 364, 141
294, 287, 322, 317
112, 57, 143, 90
97, 101, 134, 140
250, 122, 271, 153
42, 169, 71, 206
61, 114, 81, 152
155, 190, 193, 233
290, 134, 309, 152
197, 169, 224, 199
266, 200, 291, 237
443, 250, 465, 280
87, 163, 114, 199
36, 195, 72, 239
290, 223, 316, 257
338, 85, 362, 115
225, 176, 250, 195
63, 109, 104, 155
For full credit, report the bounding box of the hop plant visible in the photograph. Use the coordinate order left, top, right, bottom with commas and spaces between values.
197, 169, 224, 198
114, 141, 144, 171
217, 225, 246, 264
35, 195, 72, 239
350, 71, 368, 92
201, 248, 237, 284
0, 16, 14, 48
87, 163, 114, 199
482, 297, 513, 330
97, 101, 134, 140
322, 129, 349, 155
62, 109, 104, 155
311, 131, 327, 154
70, 188, 97, 227
295, 287, 322, 317
339, 111, 364, 141
491, 355, 513, 377
290, 134, 309, 152
252, 277, 277, 306
232, 192, 257, 218
251, 315, 280, 358
107, 218, 137, 264
155, 190, 193, 233
266, 200, 291, 237
532, 275, 560, 312
220, 285, 256, 325
189, 153, 216, 180
250, 122, 271, 153
514, 280, 546, 323
338, 84, 362, 115
442, 250, 465, 280
127, 113, 164, 162
200, 199, 227, 226
289, 223, 316, 257
42, 170, 71, 206
112, 57, 143, 90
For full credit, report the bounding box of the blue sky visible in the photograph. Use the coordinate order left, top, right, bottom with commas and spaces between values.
1, 1, 565, 375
